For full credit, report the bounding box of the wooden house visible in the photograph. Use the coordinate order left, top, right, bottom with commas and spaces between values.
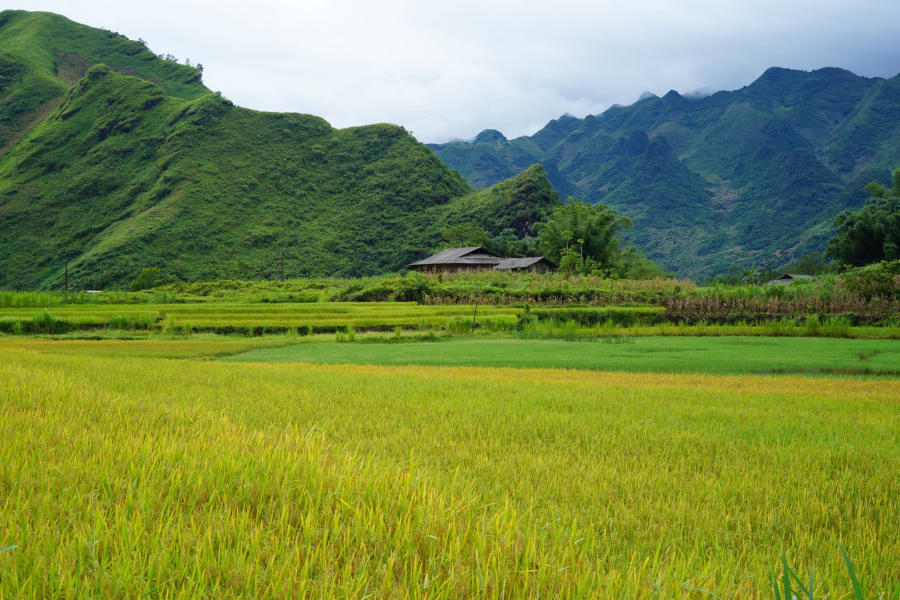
764, 273, 814, 285
407, 247, 554, 274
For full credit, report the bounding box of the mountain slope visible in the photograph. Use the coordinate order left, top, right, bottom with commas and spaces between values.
430, 67, 900, 278
0, 10, 207, 152
0, 10, 557, 289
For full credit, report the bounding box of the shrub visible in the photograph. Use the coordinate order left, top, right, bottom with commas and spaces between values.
336, 325, 356, 342
804, 314, 822, 337
130, 267, 161, 291
393, 274, 429, 302
562, 319, 578, 341
23, 312, 73, 334
345, 284, 394, 302
481, 317, 516, 333
0, 317, 18, 334
516, 318, 583, 341
822, 316, 851, 338
106, 314, 154, 330
841, 260, 900, 300
526, 306, 665, 327
447, 317, 473, 334
161, 316, 179, 335
107, 315, 131, 330
144, 291, 180, 304
764, 318, 796, 337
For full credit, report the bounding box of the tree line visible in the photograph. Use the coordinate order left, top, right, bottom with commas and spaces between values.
827, 169, 900, 266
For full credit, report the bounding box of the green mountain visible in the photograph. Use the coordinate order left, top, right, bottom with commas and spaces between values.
0, 10, 559, 289
430, 67, 900, 278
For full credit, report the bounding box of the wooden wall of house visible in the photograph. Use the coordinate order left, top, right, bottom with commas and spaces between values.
410, 264, 497, 274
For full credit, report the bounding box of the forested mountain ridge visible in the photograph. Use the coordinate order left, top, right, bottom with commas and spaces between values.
430, 66, 900, 278
0, 10, 559, 289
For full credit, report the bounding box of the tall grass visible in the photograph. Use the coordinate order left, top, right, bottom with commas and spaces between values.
772, 546, 883, 600
106, 314, 157, 330
0, 290, 181, 307
518, 318, 589, 341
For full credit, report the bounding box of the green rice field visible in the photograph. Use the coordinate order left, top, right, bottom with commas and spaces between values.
225, 336, 900, 376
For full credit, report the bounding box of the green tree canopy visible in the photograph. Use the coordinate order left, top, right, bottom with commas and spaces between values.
537, 200, 631, 269
129, 267, 160, 291
442, 223, 488, 247
826, 169, 900, 266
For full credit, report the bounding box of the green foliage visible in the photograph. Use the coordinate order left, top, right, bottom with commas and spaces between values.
0, 10, 208, 150
446, 316, 473, 334
537, 200, 631, 271
442, 223, 488, 247
0, 311, 75, 334
840, 260, 900, 300
425, 164, 561, 258
335, 324, 356, 342
613, 246, 669, 279
827, 169, 900, 266
742, 266, 761, 285
516, 318, 582, 341
526, 306, 666, 327
781, 253, 833, 275
129, 267, 160, 291
106, 313, 155, 330
771, 545, 879, 600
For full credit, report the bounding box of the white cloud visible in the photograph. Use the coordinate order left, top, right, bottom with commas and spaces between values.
14, 0, 900, 141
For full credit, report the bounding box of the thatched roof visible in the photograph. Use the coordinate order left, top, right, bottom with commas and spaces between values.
407, 247, 502, 267
765, 273, 814, 285
495, 257, 553, 270
407, 247, 553, 272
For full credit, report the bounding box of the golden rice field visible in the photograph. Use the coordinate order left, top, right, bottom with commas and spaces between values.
0, 338, 898, 598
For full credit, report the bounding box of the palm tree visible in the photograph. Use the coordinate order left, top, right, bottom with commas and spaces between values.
741, 266, 760, 285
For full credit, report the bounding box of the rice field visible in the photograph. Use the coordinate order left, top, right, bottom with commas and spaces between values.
225, 336, 900, 376
1, 336, 898, 598
4, 301, 900, 344
0, 302, 519, 331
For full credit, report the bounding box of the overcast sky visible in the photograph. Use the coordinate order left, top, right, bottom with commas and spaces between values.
16, 0, 900, 142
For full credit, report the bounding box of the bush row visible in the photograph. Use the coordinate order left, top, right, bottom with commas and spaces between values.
527, 306, 667, 326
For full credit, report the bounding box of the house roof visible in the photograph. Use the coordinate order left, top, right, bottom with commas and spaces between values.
407, 246, 502, 267
494, 257, 551, 270
765, 273, 814, 285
